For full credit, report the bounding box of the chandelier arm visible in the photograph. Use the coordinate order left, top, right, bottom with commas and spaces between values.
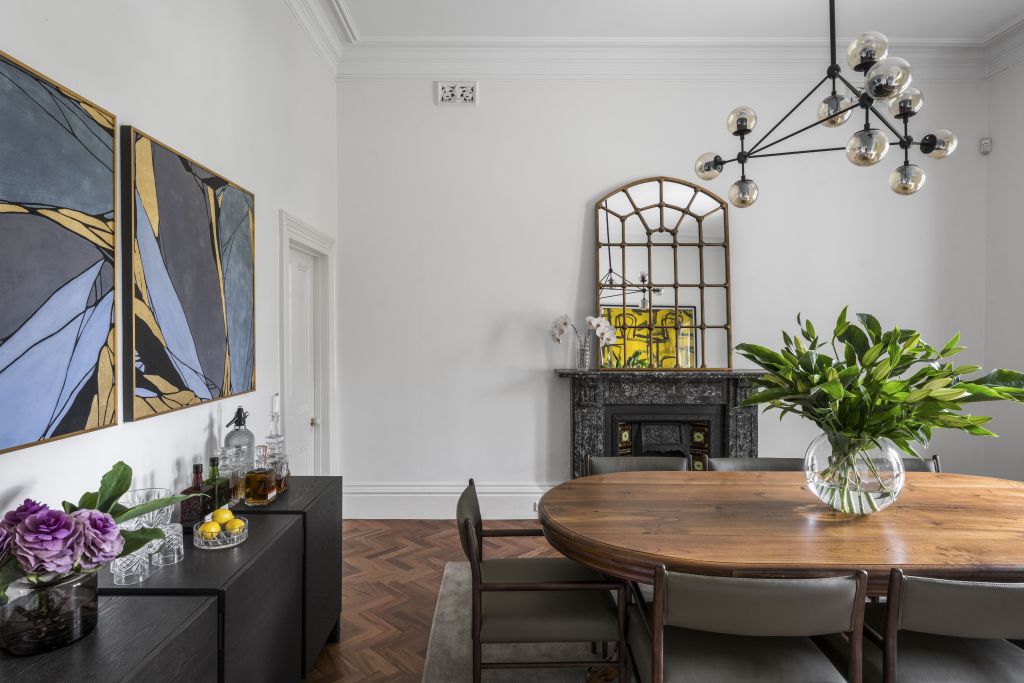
834, 72, 863, 97
752, 100, 861, 156
869, 105, 908, 143
748, 75, 830, 154
748, 146, 846, 160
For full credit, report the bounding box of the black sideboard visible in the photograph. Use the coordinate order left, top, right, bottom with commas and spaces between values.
0, 594, 218, 682
100, 514, 303, 682
235, 475, 343, 675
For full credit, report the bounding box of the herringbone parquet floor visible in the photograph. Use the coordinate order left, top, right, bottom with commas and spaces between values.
309, 519, 563, 682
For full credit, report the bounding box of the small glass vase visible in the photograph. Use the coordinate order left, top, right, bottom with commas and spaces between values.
804, 433, 905, 515
576, 334, 592, 370
0, 571, 98, 656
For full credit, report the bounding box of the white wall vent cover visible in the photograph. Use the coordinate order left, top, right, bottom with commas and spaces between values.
436, 81, 478, 105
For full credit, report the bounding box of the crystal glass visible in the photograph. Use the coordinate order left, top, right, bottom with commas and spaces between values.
804, 433, 906, 514
889, 86, 923, 119
921, 129, 957, 159
150, 523, 184, 566
111, 549, 151, 585
694, 152, 722, 180
576, 333, 592, 370
215, 446, 245, 507
890, 164, 926, 195
817, 93, 855, 128
728, 178, 758, 208
0, 572, 98, 656
847, 31, 889, 72
118, 488, 173, 528
865, 57, 912, 101
725, 106, 757, 135
846, 129, 889, 166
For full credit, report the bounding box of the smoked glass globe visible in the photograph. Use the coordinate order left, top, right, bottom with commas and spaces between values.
846, 129, 889, 166
726, 107, 757, 135
890, 164, 926, 195
816, 93, 855, 128
694, 152, 723, 180
889, 86, 923, 119
865, 57, 912, 100
847, 31, 889, 72
920, 129, 957, 159
728, 178, 758, 208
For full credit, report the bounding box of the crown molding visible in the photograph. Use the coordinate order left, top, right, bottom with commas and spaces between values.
285, 0, 345, 74
328, 0, 361, 42
987, 16, 1024, 78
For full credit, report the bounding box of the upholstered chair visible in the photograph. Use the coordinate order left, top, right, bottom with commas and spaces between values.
456, 479, 627, 682
862, 569, 1024, 682
708, 457, 804, 472
589, 456, 689, 476
627, 566, 867, 683
900, 454, 942, 473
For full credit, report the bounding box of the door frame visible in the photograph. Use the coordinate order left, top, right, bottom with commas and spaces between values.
279, 210, 336, 475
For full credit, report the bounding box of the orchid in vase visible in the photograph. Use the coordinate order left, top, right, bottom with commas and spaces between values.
737, 308, 1024, 514
550, 315, 618, 369
0, 462, 197, 654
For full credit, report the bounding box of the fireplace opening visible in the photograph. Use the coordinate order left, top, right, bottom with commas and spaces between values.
605, 405, 722, 472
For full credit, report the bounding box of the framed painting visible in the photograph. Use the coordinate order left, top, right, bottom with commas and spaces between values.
0, 51, 117, 455
599, 306, 697, 369
120, 127, 255, 421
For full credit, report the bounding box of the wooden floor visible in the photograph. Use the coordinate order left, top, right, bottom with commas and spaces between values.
310, 519, 561, 682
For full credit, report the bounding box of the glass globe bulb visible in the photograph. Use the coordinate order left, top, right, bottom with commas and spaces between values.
889, 86, 923, 119
726, 107, 757, 135
865, 57, 912, 101
728, 178, 758, 208
816, 93, 855, 128
890, 164, 926, 195
846, 129, 890, 166
920, 129, 957, 159
847, 31, 889, 72
694, 152, 723, 180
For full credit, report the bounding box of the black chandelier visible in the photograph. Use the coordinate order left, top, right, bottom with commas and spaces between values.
695, 0, 957, 208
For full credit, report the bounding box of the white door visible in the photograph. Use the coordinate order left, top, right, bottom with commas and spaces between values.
285, 246, 320, 475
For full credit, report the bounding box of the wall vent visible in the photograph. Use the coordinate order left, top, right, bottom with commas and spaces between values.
436, 81, 478, 106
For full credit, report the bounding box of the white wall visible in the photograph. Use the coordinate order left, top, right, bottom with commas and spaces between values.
339, 73, 993, 517
0, 1, 338, 511
985, 61, 1024, 480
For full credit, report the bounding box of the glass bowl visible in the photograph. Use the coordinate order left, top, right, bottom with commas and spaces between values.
192, 517, 249, 550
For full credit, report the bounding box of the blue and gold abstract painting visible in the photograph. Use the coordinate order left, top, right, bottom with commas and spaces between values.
0, 51, 117, 454
121, 128, 255, 421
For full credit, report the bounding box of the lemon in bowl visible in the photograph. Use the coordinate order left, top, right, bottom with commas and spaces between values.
198, 520, 222, 540
224, 518, 246, 535
211, 508, 235, 525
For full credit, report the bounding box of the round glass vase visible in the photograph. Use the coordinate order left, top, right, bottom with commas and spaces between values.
804, 433, 906, 515
0, 571, 99, 656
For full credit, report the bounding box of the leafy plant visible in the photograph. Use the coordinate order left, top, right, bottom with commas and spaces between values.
737, 307, 1024, 456
605, 350, 650, 368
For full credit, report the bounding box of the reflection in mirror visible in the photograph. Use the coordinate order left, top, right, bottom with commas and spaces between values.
596, 177, 731, 369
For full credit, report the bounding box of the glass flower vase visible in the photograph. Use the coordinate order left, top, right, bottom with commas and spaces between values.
576, 334, 592, 370
0, 571, 98, 656
804, 433, 905, 515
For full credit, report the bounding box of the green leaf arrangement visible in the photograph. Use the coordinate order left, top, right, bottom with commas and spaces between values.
736, 307, 1024, 457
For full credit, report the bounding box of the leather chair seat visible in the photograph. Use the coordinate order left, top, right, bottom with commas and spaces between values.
481, 589, 619, 643
480, 557, 604, 584
859, 603, 1024, 683
627, 605, 847, 683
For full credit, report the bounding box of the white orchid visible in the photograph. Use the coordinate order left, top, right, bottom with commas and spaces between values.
549, 314, 575, 343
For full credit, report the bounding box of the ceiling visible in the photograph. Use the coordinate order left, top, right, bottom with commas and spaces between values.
340, 0, 1024, 45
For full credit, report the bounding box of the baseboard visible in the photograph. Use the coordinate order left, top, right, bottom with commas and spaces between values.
342, 481, 560, 519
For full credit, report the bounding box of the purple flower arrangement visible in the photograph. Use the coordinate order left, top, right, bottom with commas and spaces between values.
0, 462, 190, 599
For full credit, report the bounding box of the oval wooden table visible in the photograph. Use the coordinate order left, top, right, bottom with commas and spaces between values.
538, 471, 1024, 595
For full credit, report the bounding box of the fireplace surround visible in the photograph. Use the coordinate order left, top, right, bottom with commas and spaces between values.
556, 369, 761, 478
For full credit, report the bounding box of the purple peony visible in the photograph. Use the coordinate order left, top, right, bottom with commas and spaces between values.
12, 509, 83, 575
71, 509, 124, 569
2, 498, 48, 531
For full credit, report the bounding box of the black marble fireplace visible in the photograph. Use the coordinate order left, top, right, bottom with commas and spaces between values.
556, 370, 762, 478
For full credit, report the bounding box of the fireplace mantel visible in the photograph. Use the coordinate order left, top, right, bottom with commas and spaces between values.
555, 369, 762, 478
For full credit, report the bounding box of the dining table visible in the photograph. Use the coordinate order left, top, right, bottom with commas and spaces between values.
538, 470, 1024, 596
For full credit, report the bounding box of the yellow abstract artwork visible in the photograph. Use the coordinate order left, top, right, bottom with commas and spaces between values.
600, 307, 696, 369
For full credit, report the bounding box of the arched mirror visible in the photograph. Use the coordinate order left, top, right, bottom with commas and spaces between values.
597, 177, 732, 369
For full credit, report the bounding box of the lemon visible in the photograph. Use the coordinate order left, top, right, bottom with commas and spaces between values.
224, 518, 245, 535
211, 508, 235, 525
198, 521, 221, 540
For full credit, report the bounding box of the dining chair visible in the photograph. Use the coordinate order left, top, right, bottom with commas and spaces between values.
707, 457, 804, 471
900, 454, 941, 473
590, 456, 689, 476
627, 566, 867, 683
861, 569, 1024, 682
456, 479, 627, 682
